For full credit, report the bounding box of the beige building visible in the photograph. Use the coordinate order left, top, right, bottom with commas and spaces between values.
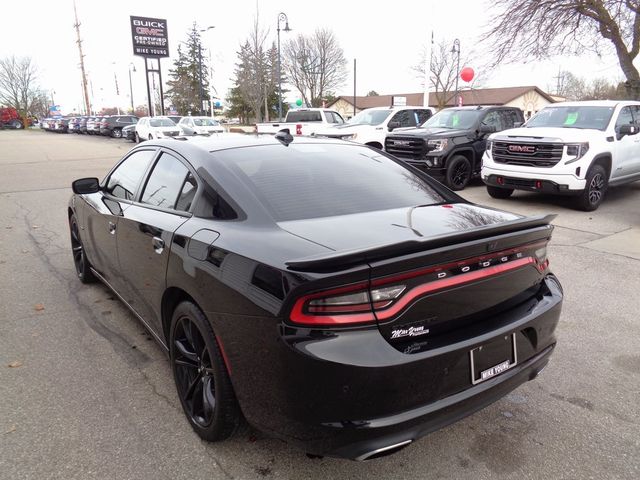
329, 86, 556, 120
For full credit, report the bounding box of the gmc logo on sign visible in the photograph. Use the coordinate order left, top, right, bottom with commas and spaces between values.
508, 145, 536, 153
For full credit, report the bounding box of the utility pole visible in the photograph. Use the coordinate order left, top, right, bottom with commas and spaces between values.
73, 0, 91, 116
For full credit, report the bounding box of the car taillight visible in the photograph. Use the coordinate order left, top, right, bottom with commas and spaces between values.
291, 282, 407, 326
290, 240, 551, 327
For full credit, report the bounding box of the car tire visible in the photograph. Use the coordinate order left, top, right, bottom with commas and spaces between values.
576, 164, 607, 211
486, 185, 514, 199
69, 214, 96, 284
111, 128, 122, 138
170, 301, 242, 442
12, 119, 24, 129
445, 155, 472, 191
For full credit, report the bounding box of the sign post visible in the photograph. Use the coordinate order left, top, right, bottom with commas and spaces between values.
130, 16, 169, 116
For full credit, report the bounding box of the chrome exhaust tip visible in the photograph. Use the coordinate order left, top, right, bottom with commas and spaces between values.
355, 439, 412, 461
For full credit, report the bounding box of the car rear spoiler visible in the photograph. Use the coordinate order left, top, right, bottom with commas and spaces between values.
286, 214, 557, 272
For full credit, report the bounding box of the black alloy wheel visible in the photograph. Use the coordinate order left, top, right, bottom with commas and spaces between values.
446, 155, 472, 191
69, 214, 96, 283
112, 128, 122, 138
576, 164, 607, 211
170, 301, 241, 441
486, 185, 514, 199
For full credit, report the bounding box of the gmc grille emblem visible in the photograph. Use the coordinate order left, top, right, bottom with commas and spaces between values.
508, 145, 536, 153
393, 140, 410, 146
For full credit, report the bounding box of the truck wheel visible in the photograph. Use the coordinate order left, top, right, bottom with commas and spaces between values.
111, 128, 122, 138
486, 185, 514, 199
445, 155, 471, 190
575, 164, 607, 211
12, 120, 24, 129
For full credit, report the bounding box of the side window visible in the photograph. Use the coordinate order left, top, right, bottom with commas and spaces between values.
415, 109, 432, 125
176, 173, 197, 212
499, 110, 519, 129
616, 106, 634, 129
140, 153, 189, 210
632, 106, 640, 124
390, 110, 414, 128
481, 111, 502, 130
106, 150, 156, 200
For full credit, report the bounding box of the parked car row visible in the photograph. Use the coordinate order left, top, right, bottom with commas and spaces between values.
313, 100, 640, 211
39, 114, 226, 143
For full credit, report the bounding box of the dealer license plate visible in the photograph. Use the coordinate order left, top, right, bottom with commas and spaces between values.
470, 333, 518, 385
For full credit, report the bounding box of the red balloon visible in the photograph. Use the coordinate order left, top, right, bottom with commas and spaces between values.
460, 67, 475, 83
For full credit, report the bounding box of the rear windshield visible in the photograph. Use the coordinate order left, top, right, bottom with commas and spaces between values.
286, 111, 322, 122
215, 143, 446, 222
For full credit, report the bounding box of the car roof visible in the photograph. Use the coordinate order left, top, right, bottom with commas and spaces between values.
543, 100, 639, 108
143, 134, 364, 169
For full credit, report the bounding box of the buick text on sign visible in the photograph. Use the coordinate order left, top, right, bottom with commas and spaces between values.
130, 16, 169, 58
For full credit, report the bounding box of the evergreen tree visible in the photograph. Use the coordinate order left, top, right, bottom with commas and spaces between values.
166, 25, 210, 115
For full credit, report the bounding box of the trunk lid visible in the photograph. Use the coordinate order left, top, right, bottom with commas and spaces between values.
284, 207, 554, 351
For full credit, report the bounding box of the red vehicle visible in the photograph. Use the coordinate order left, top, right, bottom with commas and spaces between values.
0, 107, 24, 129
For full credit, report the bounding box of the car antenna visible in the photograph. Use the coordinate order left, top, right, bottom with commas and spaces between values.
275, 128, 294, 146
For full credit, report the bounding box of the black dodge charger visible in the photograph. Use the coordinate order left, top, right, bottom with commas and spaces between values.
68, 132, 562, 460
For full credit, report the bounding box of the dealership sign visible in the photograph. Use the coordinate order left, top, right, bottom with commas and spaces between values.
130, 16, 169, 57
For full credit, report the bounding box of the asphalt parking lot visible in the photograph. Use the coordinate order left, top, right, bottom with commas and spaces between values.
1, 129, 638, 480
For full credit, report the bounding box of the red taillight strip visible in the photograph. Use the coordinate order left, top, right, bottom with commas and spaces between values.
370, 240, 547, 287
374, 257, 536, 321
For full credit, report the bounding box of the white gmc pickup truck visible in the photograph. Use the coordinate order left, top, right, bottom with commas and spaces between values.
482, 100, 640, 210
255, 108, 345, 135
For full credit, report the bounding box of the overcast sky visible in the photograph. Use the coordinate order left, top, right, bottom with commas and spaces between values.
0, 0, 626, 114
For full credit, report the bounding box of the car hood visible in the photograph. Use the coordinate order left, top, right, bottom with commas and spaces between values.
389, 127, 471, 139
491, 127, 602, 143
278, 203, 521, 252
315, 124, 378, 135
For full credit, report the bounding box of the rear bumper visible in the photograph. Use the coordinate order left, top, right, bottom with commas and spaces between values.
217, 275, 563, 459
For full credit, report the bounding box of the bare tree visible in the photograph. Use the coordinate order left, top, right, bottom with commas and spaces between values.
413, 39, 483, 109
234, 17, 270, 122
283, 28, 347, 107
554, 70, 627, 100
482, 0, 640, 99
0, 55, 46, 117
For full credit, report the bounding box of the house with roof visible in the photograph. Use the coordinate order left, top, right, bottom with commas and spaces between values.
328, 86, 556, 120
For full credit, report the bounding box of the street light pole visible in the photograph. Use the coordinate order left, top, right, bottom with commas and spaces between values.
452, 39, 461, 107
128, 63, 136, 113
277, 12, 291, 122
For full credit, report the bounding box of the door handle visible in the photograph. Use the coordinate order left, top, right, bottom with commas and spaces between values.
152, 236, 165, 254
108, 221, 116, 234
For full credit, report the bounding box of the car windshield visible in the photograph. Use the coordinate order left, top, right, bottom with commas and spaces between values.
215, 143, 446, 222
347, 109, 393, 126
422, 109, 481, 129
193, 118, 219, 126
525, 106, 615, 130
150, 118, 176, 127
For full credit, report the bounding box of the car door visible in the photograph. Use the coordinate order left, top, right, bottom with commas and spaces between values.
115, 150, 195, 331
83, 149, 157, 289
612, 106, 640, 178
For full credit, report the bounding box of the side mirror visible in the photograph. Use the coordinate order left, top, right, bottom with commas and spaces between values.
478, 124, 497, 135
388, 121, 401, 131
72, 177, 100, 194
619, 124, 638, 136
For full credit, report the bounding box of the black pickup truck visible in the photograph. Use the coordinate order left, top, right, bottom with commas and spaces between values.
385, 106, 524, 190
